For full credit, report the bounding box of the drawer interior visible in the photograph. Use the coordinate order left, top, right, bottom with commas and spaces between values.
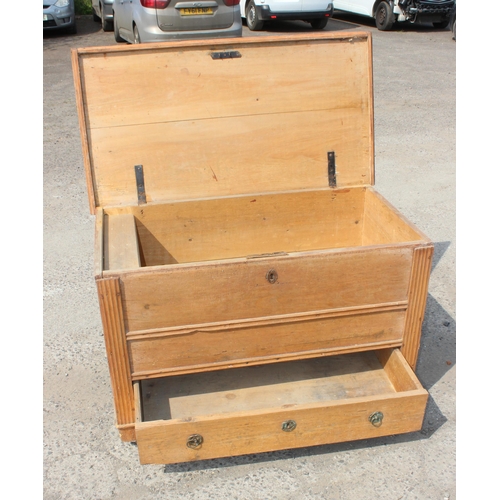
137, 349, 423, 423
133, 349, 428, 464
103, 188, 425, 270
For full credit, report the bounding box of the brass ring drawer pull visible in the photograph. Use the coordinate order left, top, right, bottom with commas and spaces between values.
266, 269, 278, 284
369, 411, 384, 427
186, 434, 204, 449
282, 419, 297, 432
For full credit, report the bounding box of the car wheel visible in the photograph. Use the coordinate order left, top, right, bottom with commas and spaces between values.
246, 1, 264, 31
133, 24, 141, 44
114, 15, 125, 43
310, 17, 329, 30
374, 1, 394, 31
101, 5, 113, 32
452, 20, 456, 40
433, 19, 450, 29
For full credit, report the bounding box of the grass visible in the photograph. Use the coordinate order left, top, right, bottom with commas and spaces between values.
75, 0, 93, 15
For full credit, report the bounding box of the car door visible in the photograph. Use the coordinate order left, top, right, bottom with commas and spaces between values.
115, 0, 134, 40
334, 0, 375, 17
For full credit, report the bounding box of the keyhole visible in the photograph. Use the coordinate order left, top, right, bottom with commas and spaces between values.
266, 269, 278, 284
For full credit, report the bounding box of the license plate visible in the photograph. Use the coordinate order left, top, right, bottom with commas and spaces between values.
43, 14, 49, 21
180, 7, 214, 16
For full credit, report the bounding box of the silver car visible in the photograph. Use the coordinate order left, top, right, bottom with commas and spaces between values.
43, 0, 76, 34
92, 0, 115, 31
113, 0, 242, 43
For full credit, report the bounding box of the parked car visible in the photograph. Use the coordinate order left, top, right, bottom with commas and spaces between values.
333, 0, 455, 31
240, 1, 334, 31
449, 2, 455, 39
43, 0, 76, 34
92, 0, 114, 31
113, 0, 242, 44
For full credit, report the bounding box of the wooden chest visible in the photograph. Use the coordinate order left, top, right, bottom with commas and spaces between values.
72, 32, 433, 465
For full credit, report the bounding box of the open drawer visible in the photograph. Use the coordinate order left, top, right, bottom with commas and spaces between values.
133, 348, 428, 464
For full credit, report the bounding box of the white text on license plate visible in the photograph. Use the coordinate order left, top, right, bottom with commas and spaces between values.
180, 7, 214, 16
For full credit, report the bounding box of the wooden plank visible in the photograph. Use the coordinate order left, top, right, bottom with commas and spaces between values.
376, 348, 422, 392
362, 188, 427, 245
128, 308, 406, 377
94, 208, 104, 278
80, 35, 371, 129
134, 382, 142, 425
90, 109, 372, 208
72, 33, 374, 209
103, 214, 142, 271
71, 48, 98, 214
401, 245, 434, 369
105, 189, 365, 266
119, 246, 413, 332
96, 277, 135, 441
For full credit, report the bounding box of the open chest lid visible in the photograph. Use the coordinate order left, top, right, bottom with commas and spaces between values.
72, 32, 374, 214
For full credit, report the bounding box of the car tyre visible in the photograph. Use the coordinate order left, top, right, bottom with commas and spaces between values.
114, 15, 126, 43
246, 1, 264, 31
102, 6, 114, 32
133, 24, 141, 44
374, 1, 394, 31
311, 17, 329, 30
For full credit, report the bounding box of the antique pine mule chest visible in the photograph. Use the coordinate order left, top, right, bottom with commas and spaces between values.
72, 32, 433, 465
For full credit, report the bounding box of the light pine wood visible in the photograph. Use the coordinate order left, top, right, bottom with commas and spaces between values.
117, 246, 413, 332
94, 208, 104, 278
362, 188, 429, 245
103, 214, 142, 270
141, 353, 393, 420
71, 49, 98, 214
96, 277, 135, 440
71, 33, 374, 211
117, 423, 136, 442
376, 348, 421, 392
128, 307, 406, 378
401, 245, 434, 369
104, 189, 365, 266
89, 109, 371, 208
134, 350, 428, 464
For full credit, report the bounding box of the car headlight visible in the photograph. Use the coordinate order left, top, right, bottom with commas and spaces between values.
54, 0, 70, 7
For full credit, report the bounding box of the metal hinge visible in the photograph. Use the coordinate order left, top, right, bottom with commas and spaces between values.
135, 164, 146, 205
210, 51, 242, 60
328, 151, 336, 187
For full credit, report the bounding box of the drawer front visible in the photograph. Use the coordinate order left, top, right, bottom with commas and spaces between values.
121, 247, 413, 332
136, 395, 427, 464
134, 350, 428, 465
128, 308, 406, 378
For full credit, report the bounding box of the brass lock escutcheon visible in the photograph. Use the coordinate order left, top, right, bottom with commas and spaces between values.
266, 269, 278, 284
186, 434, 204, 449
369, 411, 384, 427
282, 419, 297, 432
